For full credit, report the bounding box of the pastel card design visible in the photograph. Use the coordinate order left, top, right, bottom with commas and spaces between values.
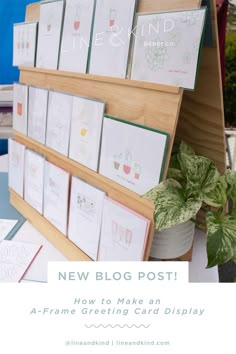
69, 96, 105, 171
36, 0, 64, 69
28, 86, 48, 145
89, 0, 137, 78
0, 240, 42, 283
59, 0, 95, 73
98, 197, 150, 261
8, 138, 25, 198
68, 177, 106, 260
130, 8, 206, 89
24, 150, 45, 214
43, 161, 70, 235
13, 22, 38, 67
46, 91, 73, 156
13, 83, 28, 135
99, 116, 168, 195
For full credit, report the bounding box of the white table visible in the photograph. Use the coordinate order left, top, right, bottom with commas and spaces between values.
0, 154, 219, 283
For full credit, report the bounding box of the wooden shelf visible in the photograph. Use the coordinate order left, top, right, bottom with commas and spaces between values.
10, 190, 92, 261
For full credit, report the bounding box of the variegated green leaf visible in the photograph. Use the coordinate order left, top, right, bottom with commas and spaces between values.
144, 179, 201, 231
203, 176, 227, 208
225, 169, 236, 214
206, 211, 236, 268
178, 152, 220, 199
167, 168, 184, 182
179, 141, 196, 156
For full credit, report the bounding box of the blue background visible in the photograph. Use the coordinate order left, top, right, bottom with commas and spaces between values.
0, 0, 39, 84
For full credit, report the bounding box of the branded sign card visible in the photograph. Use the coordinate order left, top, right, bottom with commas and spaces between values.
13, 83, 28, 135
130, 8, 206, 89
13, 22, 38, 67
28, 86, 48, 145
8, 139, 25, 198
36, 0, 64, 69
98, 197, 150, 261
69, 96, 105, 171
24, 150, 45, 214
89, 0, 137, 78
59, 0, 95, 73
99, 116, 169, 195
46, 90, 73, 156
68, 177, 106, 260
0, 240, 42, 283
43, 161, 70, 235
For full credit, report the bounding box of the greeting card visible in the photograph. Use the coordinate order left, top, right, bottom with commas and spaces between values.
8, 139, 25, 198
69, 96, 105, 171
88, 0, 137, 78
13, 83, 28, 135
43, 161, 70, 234
46, 91, 73, 156
13, 22, 38, 67
0, 240, 42, 283
59, 0, 95, 73
24, 150, 45, 214
28, 86, 48, 145
98, 197, 150, 261
68, 177, 106, 260
36, 0, 64, 69
130, 8, 206, 89
99, 116, 169, 195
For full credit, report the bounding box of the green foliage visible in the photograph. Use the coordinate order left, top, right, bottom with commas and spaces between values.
144, 142, 236, 268
224, 31, 236, 126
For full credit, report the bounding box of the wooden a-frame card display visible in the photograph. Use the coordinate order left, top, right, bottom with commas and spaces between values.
10, 0, 226, 263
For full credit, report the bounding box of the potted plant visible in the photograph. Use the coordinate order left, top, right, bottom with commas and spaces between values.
144, 142, 236, 268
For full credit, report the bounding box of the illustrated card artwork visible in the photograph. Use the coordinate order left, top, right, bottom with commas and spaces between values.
36, 0, 64, 69
130, 8, 206, 89
99, 116, 169, 195
68, 177, 106, 260
59, 0, 95, 73
89, 0, 137, 78
69, 96, 105, 171
13, 83, 28, 135
8, 138, 25, 198
24, 150, 45, 214
46, 91, 73, 156
13, 22, 38, 67
28, 86, 48, 145
43, 161, 70, 235
98, 197, 150, 261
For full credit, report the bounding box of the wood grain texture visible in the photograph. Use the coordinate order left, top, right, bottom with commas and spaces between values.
10, 190, 92, 261
177, 1, 226, 173
14, 132, 155, 261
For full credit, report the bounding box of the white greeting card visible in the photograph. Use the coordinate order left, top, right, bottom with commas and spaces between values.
24, 150, 45, 214
99, 116, 168, 195
0, 220, 18, 241
130, 8, 206, 89
59, 0, 95, 73
13, 22, 38, 67
36, 0, 64, 69
0, 240, 42, 283
13, 83, 28, 135
28, 86, 48, 145
46, 91, 73, 156
43, 161, 70, 234
68, 177, 106, 260
8, 139, 25, 197
69, 96, 105, 171
98, 197, 150, 261
89, 0, 137, 78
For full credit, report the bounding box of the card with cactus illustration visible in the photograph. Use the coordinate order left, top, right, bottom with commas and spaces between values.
131, 8, 207, 89
99, 115, 169, 195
